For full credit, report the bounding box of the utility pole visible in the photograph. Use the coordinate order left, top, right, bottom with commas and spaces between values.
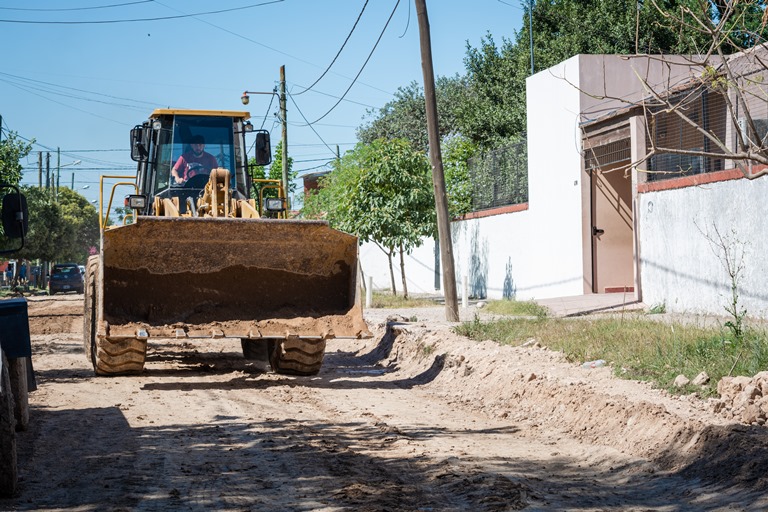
38, 152, 42, 187
415, 0, 459, 322
279, 65, 289, 211
529, 0, 535, 74
71, 172, 75, 189
45, 152, 50, 191
56, 147, 61, 200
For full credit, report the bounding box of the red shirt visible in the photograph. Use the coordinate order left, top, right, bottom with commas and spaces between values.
173, 151, 218, 180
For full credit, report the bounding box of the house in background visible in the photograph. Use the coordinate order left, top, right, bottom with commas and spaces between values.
358, 50, 768, 319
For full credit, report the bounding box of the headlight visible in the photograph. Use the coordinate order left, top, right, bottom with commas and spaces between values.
127, 195, 147, 209
264, 197, 286, 212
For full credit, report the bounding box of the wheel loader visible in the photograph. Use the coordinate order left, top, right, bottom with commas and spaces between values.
83, 109, 369, 376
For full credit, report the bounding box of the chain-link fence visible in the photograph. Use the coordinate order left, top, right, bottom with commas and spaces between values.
467, 140, 528, 211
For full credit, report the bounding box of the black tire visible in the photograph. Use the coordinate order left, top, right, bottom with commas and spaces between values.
269, 337, 326, 376
241, 339, 268, 361
83, 256, 99, 365
0, 351, 18, 498
83, 256, 147, 376
93, 337, 147, 375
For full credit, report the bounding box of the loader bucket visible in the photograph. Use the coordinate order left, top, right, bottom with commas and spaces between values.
100, 217, 370, 339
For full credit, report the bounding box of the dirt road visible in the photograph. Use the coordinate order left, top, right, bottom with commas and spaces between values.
3, 295, 767, 511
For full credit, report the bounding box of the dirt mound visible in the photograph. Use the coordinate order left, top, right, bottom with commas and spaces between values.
24, 296, 82, 335
360, 319, 768, 493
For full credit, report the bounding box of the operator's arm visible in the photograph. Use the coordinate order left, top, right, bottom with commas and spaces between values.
171, 156, 187, 184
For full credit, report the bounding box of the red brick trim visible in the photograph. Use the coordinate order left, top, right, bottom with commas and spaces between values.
604, 286, 634, 293
454, 202, 529, 221
637, 168, 749, 193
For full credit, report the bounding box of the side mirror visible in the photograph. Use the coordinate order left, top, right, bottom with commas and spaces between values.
254, 130, 272, 166
130, 125, 149, 162
0, 185, 28, 254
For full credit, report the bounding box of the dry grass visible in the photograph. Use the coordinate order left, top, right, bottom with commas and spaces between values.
455, 315, 768, 397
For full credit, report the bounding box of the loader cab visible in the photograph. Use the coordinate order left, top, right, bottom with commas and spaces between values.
131, 109, 270, 216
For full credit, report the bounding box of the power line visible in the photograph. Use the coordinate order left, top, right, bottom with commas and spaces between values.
151, 0, 393, 97
305, 0, 401, 126
0, 1, 153, 12
287, 82, 377, 109
293, 0, 370, 96
0, 0, 284, 24
287, 91, 337, 157
0, 71, 158, 107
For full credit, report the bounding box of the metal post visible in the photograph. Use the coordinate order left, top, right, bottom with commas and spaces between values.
279, 65, 289, 212
366, 276, 373, 308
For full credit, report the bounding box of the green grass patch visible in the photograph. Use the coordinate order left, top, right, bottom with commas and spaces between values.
484, 299, 549, 318
369, 291, 441, 309
455, 315, 768, 397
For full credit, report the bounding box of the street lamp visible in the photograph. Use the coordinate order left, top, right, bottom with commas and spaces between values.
56, 159, 81, 194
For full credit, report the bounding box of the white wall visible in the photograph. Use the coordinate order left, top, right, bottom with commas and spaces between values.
524, 55, 587, 298
638, 176, 768, 318
359, 240, 439, 295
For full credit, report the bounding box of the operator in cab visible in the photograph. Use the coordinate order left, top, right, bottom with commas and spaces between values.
171, 135, 218, 185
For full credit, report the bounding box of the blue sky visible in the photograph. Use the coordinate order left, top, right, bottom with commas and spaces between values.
0, 0, 524, 207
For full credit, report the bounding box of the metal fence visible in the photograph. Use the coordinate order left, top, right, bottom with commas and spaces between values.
467, 140, 528, 211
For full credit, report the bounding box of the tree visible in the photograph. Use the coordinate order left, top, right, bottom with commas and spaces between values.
15, 187, 74, 263
442, 134, 477, 218
13, 187, 98, 264
57, 187, 99, 262
458, 0, 718, 149
357, 76, 467, 153
0, 131, 33, 186
586, 0, 768, 180
303, 139, 435, 298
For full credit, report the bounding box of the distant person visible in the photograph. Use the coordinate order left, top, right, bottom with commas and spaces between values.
171, 135, 218, 184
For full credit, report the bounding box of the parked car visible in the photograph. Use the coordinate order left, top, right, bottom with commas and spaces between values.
49, 263, 84, 295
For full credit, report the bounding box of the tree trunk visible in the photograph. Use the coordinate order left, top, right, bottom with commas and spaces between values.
387, 250, 397, 296
399, 243, 408, 300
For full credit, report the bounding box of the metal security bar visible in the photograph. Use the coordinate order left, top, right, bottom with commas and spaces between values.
467, 140, 528, 211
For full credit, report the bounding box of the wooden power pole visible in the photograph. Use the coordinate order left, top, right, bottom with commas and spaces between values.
279, 65, 289, 211
415, 0, 459, 321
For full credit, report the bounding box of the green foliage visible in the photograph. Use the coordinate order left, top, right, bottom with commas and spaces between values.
454, 315, 768, 397
455, 1, 727, 150
0, 131, 33, 186
304, 138, 435, 253
57, 187, 99, 262
357, 76, 468, 153
484, 299, 549, 318
442, 134, 476, 217
369, 291, 440, 309
15, 186, 98, 263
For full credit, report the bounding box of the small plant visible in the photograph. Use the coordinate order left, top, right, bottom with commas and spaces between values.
699, 223, 749, 342
648, 303, 666, 314
421, 343, 435, 356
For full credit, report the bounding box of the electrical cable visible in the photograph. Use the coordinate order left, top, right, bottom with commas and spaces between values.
398, 0, 410, 38
0, 71, 158, 106
286, 83, 377, 108
287, 91, 338, 157
260, 89, 278, 130
304, 0, 401, 126
0, 1, 284, 24
0, 1, 153, 12
293, 0, 369, 95
151, 0, 393, 96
